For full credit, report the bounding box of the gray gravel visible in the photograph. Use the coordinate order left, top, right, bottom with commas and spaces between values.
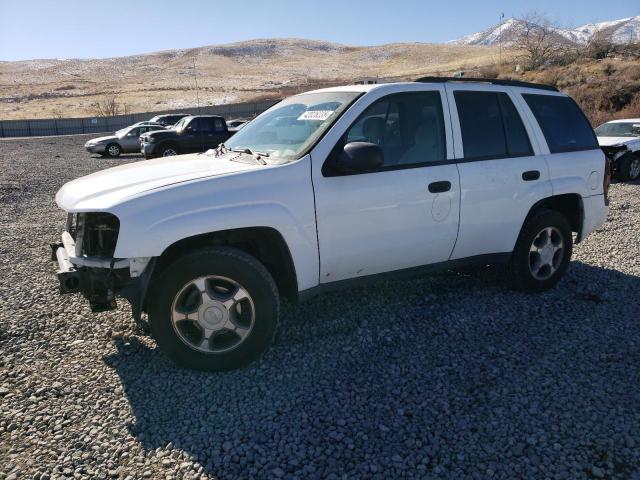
1, 134, 640, 480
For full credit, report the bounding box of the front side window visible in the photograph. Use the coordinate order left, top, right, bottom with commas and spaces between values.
523, 94, 598, 153
342, 91, 446, 168
224, 91, 360, 162
454, 91, 532, 160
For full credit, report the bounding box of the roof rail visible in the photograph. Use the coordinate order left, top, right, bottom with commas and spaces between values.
415, 76, 559, 92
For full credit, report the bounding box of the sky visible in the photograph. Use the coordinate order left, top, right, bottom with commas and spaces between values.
0, 0, 638, 61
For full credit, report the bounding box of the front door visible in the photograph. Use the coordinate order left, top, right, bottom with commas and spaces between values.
312, 89, 461, 283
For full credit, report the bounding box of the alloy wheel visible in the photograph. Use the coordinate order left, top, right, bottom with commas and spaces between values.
170, 276, 255, 353
529, 226, 565, 281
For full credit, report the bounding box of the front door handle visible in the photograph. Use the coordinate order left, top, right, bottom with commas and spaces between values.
522, 170, 540, 181
428, 181, 451, 193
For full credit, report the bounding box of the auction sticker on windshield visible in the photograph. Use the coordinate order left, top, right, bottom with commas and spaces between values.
298, 110, 335, 121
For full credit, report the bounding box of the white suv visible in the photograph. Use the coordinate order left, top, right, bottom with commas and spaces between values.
52, 78, 610, 371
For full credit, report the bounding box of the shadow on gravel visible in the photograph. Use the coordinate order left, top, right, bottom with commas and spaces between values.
104, 260, 640, 478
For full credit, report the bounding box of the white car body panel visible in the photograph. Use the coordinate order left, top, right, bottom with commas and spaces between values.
56, 81, 609, 297
309, 83, 460, 281
445, 84, 554, 259
597, 136, 640, 148
57, 153, 320, 291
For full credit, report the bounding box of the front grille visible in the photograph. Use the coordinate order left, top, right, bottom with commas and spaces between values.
76, 213, 120, 257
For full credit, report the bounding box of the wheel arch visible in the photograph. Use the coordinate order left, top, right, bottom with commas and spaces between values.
158, 141, 180, 154
147, 226, 299, 307
524, 193, 584, 242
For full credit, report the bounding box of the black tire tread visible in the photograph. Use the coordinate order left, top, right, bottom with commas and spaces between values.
508, 208, 573, 292
148, 246, 280, 371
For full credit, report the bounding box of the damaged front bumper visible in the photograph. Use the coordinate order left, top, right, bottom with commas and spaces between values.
51, 231, 154, 320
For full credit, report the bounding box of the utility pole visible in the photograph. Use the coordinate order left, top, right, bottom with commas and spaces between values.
193, 57, 201, 114
499, 12, 505, 64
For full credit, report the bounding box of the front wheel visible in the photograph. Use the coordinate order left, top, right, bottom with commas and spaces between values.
147, 247, 280, 371
508, 209, 573, 292
105, 143, 121, 158
160, 145, 179, 157
617, 153, 640, 182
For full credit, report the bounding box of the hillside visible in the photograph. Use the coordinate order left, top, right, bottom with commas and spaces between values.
0, 39, 506, 120
450, 16, 640, 46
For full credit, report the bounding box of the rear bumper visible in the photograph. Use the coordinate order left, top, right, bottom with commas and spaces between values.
580, 194, 609, 242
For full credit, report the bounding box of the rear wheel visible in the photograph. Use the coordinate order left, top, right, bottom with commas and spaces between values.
148, 247, 280, 371
508, 209, 573, 292
617, 153, 640, 182
105, 143, 121, 158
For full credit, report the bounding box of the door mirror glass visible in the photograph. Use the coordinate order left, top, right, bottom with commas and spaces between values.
336, 142, 384, 173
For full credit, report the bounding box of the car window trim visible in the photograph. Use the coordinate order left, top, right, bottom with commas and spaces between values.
521, 93, 599, 154
322, 91, 449, 177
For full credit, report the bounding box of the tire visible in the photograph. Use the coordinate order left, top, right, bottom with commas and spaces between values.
159, 144, 179, 157
105, 143, 121, 158
147, 246, 280, 371
616, 153, 640, 182
508, 209, 573, 292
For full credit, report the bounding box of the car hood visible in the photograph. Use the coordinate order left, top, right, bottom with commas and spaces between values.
56, 152, 262, 211
597, 136, 638, 147
87, 135, 117, 144
142, 129, 177, 140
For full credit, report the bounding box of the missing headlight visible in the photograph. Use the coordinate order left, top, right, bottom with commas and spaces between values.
77, 213, 120, 257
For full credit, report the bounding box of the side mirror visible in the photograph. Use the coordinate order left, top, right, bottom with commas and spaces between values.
336, 142, 384, 173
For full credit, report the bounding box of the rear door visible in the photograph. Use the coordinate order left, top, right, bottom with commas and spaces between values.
312, 87, 461, 282
446, 85, 553, 259
202, 118, 228, 150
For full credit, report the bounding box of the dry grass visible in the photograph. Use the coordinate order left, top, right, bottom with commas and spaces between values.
0, 39, 508, 120
494, 45, 640, 126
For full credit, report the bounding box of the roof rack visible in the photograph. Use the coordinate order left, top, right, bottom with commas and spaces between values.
415, 76, 559, 92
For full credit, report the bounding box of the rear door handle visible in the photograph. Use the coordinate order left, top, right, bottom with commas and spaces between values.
428, 181, 451, 193
522, 170, 540, 181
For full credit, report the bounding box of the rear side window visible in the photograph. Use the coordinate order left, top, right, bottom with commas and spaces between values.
454, 91, 532, 160
214, 118, 226, 132
523, 94, 598, 153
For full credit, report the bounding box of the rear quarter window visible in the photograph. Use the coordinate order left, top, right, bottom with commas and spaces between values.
523, 94, 598, 153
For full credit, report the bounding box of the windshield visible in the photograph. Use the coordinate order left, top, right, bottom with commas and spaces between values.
115, 127, 131, 137
173, 117, 190, 130
224, 91, 360, 162
595, 122, 640, 137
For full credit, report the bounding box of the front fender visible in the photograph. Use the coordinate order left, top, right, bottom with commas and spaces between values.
112, 158, 319, 291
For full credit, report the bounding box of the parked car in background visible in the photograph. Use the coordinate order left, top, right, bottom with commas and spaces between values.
131, 121, 165, 128
55, 78, 609, 371
140, 115, 234, 158
595, 119, 640, 181
227, 119, 250, 130
148, 113, 191, 127
85, 124, 166, 157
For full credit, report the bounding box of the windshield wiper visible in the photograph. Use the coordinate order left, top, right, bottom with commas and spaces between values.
231, 147, 269, 165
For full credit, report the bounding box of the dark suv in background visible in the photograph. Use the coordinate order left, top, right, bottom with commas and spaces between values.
148, 113, 191, 127
140, 115, 234, 158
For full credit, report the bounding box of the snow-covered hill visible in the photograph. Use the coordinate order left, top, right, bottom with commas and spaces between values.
450, 16, 640, 46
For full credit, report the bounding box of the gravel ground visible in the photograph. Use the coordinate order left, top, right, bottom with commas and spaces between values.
1, 134, 640, 480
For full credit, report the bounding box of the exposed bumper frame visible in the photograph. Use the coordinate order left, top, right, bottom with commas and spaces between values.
51, 231, 155, 321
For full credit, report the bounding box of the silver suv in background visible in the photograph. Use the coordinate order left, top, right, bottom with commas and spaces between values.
84, 124, 166, 157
